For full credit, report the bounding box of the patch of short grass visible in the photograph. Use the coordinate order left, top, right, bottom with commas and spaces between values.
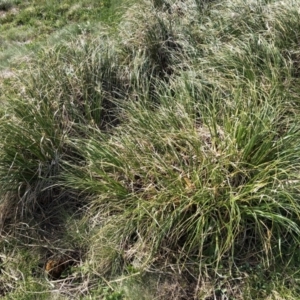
0, 0, 130, 70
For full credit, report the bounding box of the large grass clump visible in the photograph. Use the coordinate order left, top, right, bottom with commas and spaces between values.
1, 0, 300, 299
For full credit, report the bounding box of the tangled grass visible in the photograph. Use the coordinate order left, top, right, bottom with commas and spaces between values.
1, 0, 300, 298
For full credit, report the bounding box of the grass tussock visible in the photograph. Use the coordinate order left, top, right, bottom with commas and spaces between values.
2, 0, 300, 299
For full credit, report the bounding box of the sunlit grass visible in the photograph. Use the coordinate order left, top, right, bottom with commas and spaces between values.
0, 0, 130, 71
1, 0, 300, 298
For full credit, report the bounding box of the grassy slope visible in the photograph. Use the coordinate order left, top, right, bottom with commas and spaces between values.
1, 0, 300, 299
0, 0, 125, 70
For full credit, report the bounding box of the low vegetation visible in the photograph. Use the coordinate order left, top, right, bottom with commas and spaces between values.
1, 0, 300, 299
0, 0, 127, 70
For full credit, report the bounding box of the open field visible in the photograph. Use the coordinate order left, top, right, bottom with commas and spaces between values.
1, 0, 300, 299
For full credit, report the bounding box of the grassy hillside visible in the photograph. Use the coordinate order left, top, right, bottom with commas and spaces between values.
1, 0, 300, 299
0, 0, 126, 70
